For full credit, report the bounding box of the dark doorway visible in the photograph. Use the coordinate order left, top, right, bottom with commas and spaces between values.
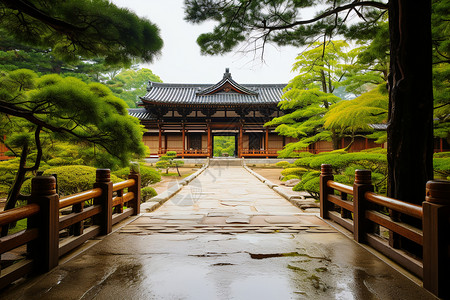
189, 134, 202, 150
213, 134, 237, 157
248, 133, 262, 150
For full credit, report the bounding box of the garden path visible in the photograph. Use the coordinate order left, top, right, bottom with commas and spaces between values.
2, 161, 436, 299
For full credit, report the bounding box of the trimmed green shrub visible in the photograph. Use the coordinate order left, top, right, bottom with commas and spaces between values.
21, 165, 121, 196
275, 161, 292, 169
281, 167, 308, 177
113, 164, 161, 187
141, 186, 157, 202
282, 175, 300, 181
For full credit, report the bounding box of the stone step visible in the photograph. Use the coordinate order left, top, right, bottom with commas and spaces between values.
209, 158, 243, 167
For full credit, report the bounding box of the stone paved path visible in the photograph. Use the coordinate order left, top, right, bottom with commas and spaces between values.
2, 163, 436, 300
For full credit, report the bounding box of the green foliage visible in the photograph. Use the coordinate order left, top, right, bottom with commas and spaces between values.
324, 85, 388, 140
141, 186, 157, 202
282, 175, 300, 181
213, 136, 235, 156
0, 69, 147, 166
21, 165, 121, 196
106, 68, 163, 108
156, 152, 185, 176
291, 149, 388, 198
275, 161, 292, 169
113, 164, 161, 187
281, 167, 308, 177
0, 0, 163, 65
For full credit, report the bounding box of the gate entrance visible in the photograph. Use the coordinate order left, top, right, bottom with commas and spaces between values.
212, 134, 237, 157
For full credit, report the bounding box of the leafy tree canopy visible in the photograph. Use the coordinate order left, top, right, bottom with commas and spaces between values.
0, 0, 163, 65
184, 0, 387, 55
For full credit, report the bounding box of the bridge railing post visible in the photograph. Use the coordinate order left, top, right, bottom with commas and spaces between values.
128, 170, 141, 216
28, 175, 59, 272
353, 169, 373, 243
94, 169, 112, 235
423, 180, 450, 299
320, 164, 334, 219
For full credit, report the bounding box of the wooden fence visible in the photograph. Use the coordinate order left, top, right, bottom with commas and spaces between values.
0, 169, 141, 289
319, 164, 450, 299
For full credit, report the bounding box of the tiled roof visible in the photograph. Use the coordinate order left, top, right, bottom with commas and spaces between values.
140, 69, 286, 106
128, 108, 156, 120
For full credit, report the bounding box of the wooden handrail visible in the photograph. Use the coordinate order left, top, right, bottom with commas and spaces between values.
112, 179, 135, 192
327, 181, 354, 195
59, 188, 103, 209
365, 191, 423, 219
0, 203, 40, 226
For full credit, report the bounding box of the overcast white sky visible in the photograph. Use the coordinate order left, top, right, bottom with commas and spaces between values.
111, 0, 302, 84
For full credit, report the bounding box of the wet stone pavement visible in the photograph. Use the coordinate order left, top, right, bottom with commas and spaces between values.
2, 163, 436, 299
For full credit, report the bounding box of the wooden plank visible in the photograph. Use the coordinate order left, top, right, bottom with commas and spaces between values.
58, 226, 101, 257
111, 208, 133, 225
0, 259, 34, 290
365, 210, 423, 245
366, 233, 423, 279
329, 211, 354, 232
327, 194, 354, 212
0, 228, 39, 254
0, 204, 40, 227
59, 205, 102, 230
365, 192, 423, 219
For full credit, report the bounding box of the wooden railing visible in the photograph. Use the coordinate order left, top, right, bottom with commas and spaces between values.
319, 164, 450, 299
158, 149, 209, 156
0, 169, 141, 289
241, 149, 279, 157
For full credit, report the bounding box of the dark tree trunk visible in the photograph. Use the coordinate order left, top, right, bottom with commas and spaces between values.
387, 1, 434, 206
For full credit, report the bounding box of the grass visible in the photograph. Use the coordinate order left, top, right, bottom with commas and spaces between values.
8, 218, 27, 235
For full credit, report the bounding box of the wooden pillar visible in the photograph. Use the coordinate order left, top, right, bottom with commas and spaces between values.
28, 176, 59, 272
182, 123, 185, 158
353, 169, 373, 243
207, 122, 212, 157
319, 164, 334, 219
93, 169, 113, 235
423, 180, 450, 299
265, 127, 269, 158
128, 170, 141, 216
158, 125, 162, 155
239, 123, 243, 158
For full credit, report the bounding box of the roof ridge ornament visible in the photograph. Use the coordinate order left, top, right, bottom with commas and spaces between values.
223, 67, 231, 79
197, 68, 258, 96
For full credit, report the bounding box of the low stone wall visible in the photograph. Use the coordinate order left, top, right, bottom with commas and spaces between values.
140, 158, 210, 212
242, 161, 319, 213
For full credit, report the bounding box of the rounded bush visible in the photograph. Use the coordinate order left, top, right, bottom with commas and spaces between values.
275, 161, 292, 169
281, 167, 308, 177
282, 175, 300, 181
21, 165, 121, 196
113, 164, 161, 187
141, 186, 157, 202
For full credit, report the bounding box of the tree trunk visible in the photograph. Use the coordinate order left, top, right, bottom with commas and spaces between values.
387, 1, 433, 206
1, 143, 29, 236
